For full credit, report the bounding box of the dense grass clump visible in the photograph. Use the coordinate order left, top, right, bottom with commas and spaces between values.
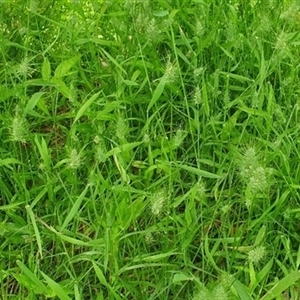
1, 0, 300, 299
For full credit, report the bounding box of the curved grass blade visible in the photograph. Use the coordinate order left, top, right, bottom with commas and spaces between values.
73, 92, 101, 124
41, 272, 72, 300
176, 163, 221, 179
260, 271, 300, 300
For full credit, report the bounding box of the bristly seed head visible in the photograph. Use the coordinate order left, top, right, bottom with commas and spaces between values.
95, 145, 106, 163
164, 61, 178, 83
248, 166, 268, 193
143, 133, 151, 145
248, 246, 266, 264
145, 232, 154, 244
211, 284, 228, 300
195, 20, 205, 37
116, 115, 129, 141
68, 149, 82, 169
193, 86, 202, 105
193, 283, 228, 300
173, 127, 185, 148
235, 145, 271, 193
150, 189, 167, 217
10, 111, 28, 143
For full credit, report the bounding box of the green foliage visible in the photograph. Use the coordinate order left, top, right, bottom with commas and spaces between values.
1, 0, 300, 299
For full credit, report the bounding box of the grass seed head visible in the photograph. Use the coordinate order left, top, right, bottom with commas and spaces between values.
243, 147, 257, 165
226, 21, 237, 42
146, 18, 161, 42
280, 2, 300, 24
193, 289, 210, 300
143, 133, 151, 145
196, 179, 206, 198
193, 67, 205, 82
173, 128, 185, 148
93, 135, 100, 144
275, 32, 288, 52
116, 115, 128, 141
145, 232, 154, 244
193, 86, 202, 105
248, 166, 268, 193
164, 61, 178, 84
238, 146, 260, 180
95, 145, 106, 163
68, 149, 82, 169
195, 20, 205, 37
10, 113, 28, 143
15, 57, 34, 78
245, 198, 252, 209
248, 246, 266, 264
150, 189, 167, 216
273, 104, 286, 125
221, 273, 235, 288
221, 204, 230, 214
211, 285, 228, 300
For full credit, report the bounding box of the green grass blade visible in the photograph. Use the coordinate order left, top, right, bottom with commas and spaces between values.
60, 185, 89, 231
232, 278, 253, 300
202, 78, 210, 117
24, 92, 45, 116
35, 135, 51, 172
41, 271, 72, 300
0, 158, 23, 169
25, 205, 43, 257
54, 56, 80, 78
100, 47, 126, 74
105, 142, 142, 158
172, 272, 192, 284
176, 163, 222, 179
93, 262, 122, 300
204, 236, 222, 272
260, 271, 300, 300
254, 225, 266, 246
238, 105, 269, 117
42, 57, 51, 81
16, 260, 49, 294
73, 92, 101, 124
92, 262, 108, 286
51, 78, 72, 99
255, 258, 274, 289
147, 77, 166, 111
0, 202, 25, 211
220, 71, 254, 82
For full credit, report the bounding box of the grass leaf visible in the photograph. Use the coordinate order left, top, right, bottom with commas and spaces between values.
41, 271, 72, 300
60, 185, 89, 231
175, 163, 222, 179
233, 279, 253, 300
147, 77, 166, 111
24, 92, 45, 116
42, 57, 51, 81
73, 92, 101, 124
54, 56, 80, 78
16, 261, 49, 295
25, 205, 43, 257
260, 271, 300, 300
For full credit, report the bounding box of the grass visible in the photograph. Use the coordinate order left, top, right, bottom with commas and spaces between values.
1, 0, 300, 299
